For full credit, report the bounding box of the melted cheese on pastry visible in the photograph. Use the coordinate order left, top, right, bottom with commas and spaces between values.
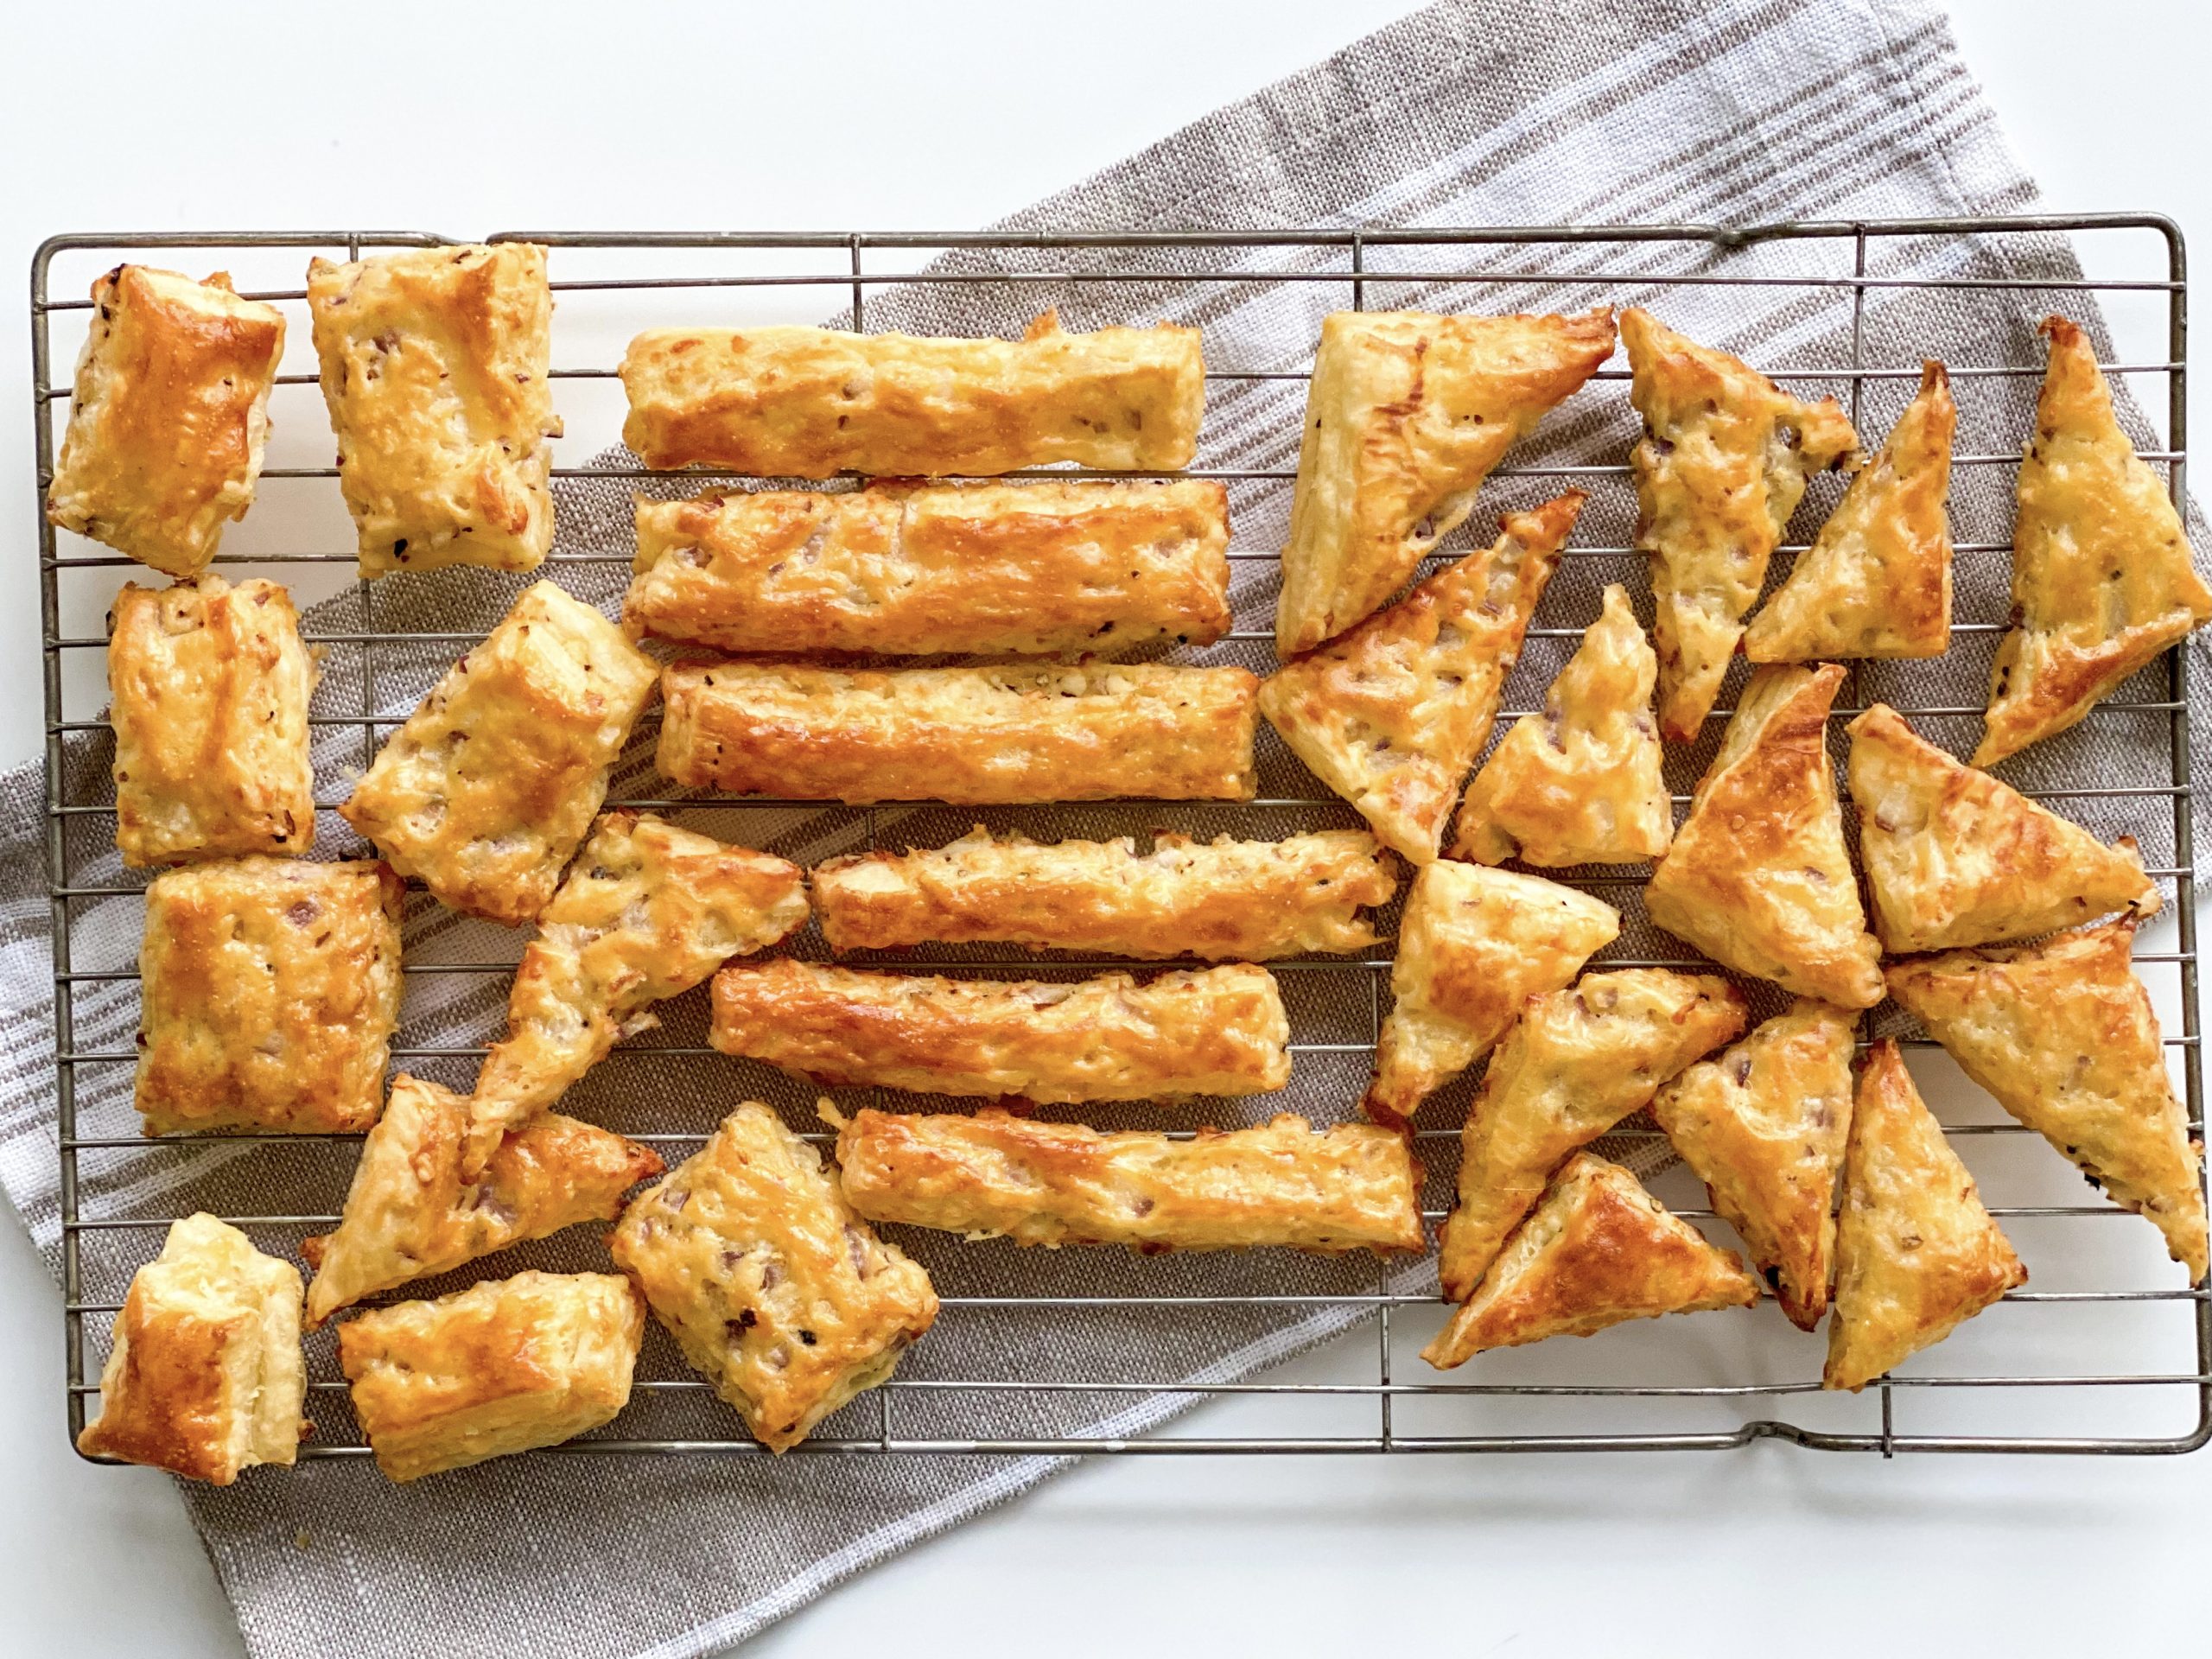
76, 1215, 307, 1484
710, 959, 1290, 1102
610, 1103, 937, 1452
107, 575, 318, 867
340, 582, 658, 925
1259, 493, 1580, 862
832, 1106, 1423, 1254
626, 480, 1230, 656
47, 266, 285, 577
1644, 663, 1885, 1007
657, 658, 1257, 804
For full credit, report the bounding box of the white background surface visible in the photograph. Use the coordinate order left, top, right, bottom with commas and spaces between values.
3, 3, 2209, 1655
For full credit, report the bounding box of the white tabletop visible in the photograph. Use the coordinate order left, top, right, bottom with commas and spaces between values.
4, 3, 2209, 1654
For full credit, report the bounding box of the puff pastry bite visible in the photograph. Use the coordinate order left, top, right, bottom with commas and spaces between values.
1745, 360, 1955, 662
814, 826, 1394, 960
47, 265, 286, 577
1436, 969, 1745, 1302
306, 242, 560, 575
464, 811, 808, 1176
1275, 308, 1615, 654
1824, 1040, 2026, 1391
626, 480, 1230, 657
711, 959, 1289, 1102
1363, 861, 1620, 1127
1621, 307, 1860, 740
1423, 1154, 1758, 1370
76, 1215, 307, 1484
339, 1270, 644, 1481
303, 1073, 663, 1326
1644, 663, 1885, 1007
833, 1106, 1423, 1254
1260, 493, 1580, 863
610, 1103, 937, 1452
619, 308, 1203, 476
107, 575, 317, 867
340, 582, 658, 925
1976, 316, 2212, 765
1886, 918, 2208, 1280
658, 659, 1257, 804
136, 856, 403, 1136
1449, 582, 1671, 867
1847, 702, 2157, 952
1649, 1000, 1858, 1330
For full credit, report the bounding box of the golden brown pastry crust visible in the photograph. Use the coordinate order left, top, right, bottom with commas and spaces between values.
1436, 969, 1745, 1302
610, 1103, 937, 1452
812, 827, 1395, 960
464, 812, 808, 1177
626, 480, 1231, 656
1976, 316, 2212, 765
1449, 582, 1671, 867
107, 575, 318, 867
1259, 493, 1580, 863
303, 1073, 663, 1326
1823, 1040, 2026, 1391
1622, 308, 1860, 741
136, 857, 403, 1136
340, 582, 658, 925
1423, 1153, 1757, 1370
1847, 702, 2157, 952
1363, 862, 1620, 1126
47, 266, 285, 578
833, 1106, 1423, 1253
657, 658, 1258, 804
1275, 308, 1614, 654
306, 243, 560, 576
1644, 663, 1885, 1007
1886, 919, 2207, 1279
1745, 360, 1955, 662
619, 308, 1203, 476
338, 1270, 644, 1481
1649, 1000, 1858, 1330
710, 960, 1290, 1102
76, 1215, 307, 1484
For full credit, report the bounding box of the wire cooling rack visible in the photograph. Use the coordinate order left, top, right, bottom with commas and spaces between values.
32, 217, 2209, 1460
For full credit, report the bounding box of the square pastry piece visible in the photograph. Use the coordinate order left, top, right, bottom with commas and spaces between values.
77, 1214, 307, 1484
339, 1270, 645, 1482
136, 857, 404, 1135
306, 243, 560, 576
340, 582, 658, 925
611, 1103, 938, 1452
47, 266, 286, 577
107, 575, 318, 867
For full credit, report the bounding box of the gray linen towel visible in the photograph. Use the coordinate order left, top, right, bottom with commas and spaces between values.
5, 2, 2203, 1655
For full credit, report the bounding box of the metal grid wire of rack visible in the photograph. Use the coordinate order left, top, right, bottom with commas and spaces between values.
31, 216, 2209, 1461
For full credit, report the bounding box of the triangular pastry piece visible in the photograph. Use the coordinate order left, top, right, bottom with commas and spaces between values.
1275, 308, 1616, 654
463, 811, 809, 1177
1745, 360, 1955, 661
1449, 582, 1672, 867
1650, 1000, 1858, 1330
1423, 1152, 1758, 1370
1645, 663, 1885, 1007
1977, 316, 2212, 765
1824, 1040, 2026, 1391
1886, 918, 2207, 1279
1435, 968, 1746, 1300
304, 1073, 664, 1325
1260, 493, 1580, 863
1362, 862, 1621, 1127
1847, 702, 2158, 952
1622, 308, 1860, 740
